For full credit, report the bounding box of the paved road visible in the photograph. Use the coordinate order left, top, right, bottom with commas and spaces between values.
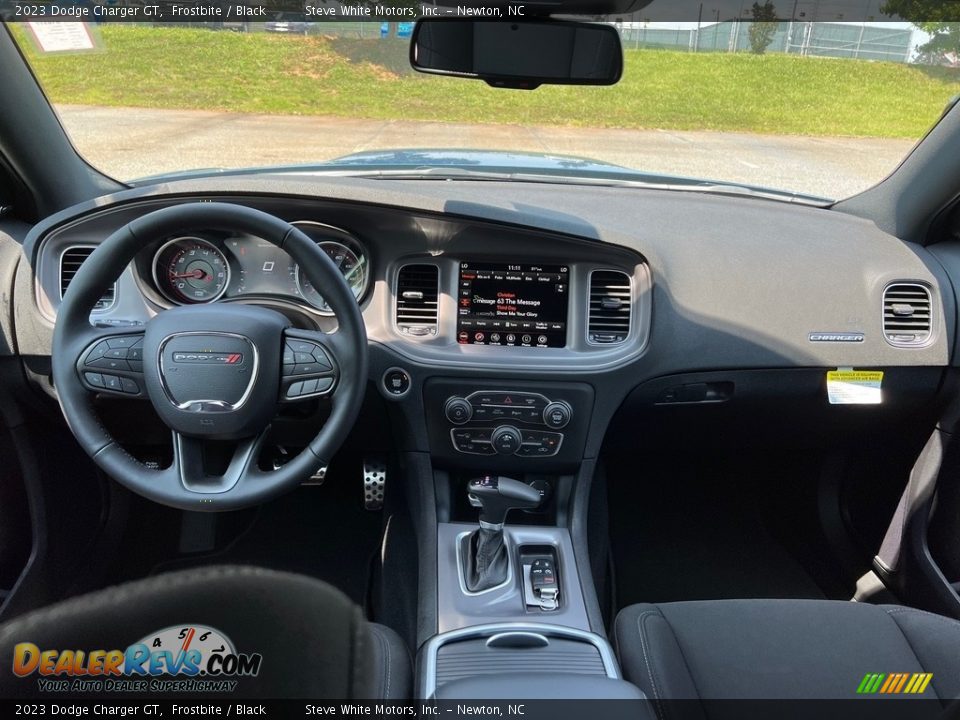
57, 104, 915, 199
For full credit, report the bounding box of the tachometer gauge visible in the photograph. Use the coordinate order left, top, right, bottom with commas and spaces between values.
153, 237, 230, 305
290, 223, 369, 314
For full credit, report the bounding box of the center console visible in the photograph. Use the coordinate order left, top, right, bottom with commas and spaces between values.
420, 455, 637, 700
408, 259, 641, 701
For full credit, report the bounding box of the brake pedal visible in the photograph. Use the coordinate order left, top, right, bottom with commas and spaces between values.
363, 457, 386, 511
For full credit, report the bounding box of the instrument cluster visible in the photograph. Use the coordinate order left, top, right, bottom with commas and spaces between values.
144, 221, 369, 315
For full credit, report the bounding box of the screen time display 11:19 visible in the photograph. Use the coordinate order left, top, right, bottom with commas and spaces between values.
457, 262, 569, 348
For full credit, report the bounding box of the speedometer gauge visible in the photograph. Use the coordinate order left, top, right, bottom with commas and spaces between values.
290, 222, 369, 314
153, 237, 230, 305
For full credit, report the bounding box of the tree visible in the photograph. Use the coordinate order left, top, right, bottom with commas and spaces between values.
880, 0, 960, 58
748, 1, 778, 54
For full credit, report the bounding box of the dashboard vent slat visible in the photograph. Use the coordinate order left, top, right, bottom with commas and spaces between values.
396, 264, 439, 336
883, 283, 932, 347
588, 270, 631, 345
60, 246, 115, 311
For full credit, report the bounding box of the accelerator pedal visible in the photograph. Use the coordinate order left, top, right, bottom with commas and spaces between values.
363, 457, 387, 511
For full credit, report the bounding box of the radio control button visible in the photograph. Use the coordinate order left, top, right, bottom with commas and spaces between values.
445, 397, 473, 425
543, 401, 572, 429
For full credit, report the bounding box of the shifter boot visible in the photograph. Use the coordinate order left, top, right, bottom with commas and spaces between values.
464, 527, 508, 592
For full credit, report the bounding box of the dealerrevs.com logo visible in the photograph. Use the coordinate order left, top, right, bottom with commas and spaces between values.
12, 625, 262, 693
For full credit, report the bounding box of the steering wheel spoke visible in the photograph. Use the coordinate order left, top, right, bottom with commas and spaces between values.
76, 329, 147, 399
280, 329, 341, 402
168, 429, 269, 495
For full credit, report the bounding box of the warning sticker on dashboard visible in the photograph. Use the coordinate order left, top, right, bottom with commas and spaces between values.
827, 369, 883, 405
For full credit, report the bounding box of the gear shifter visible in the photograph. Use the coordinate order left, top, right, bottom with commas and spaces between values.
463, 476, 542, 592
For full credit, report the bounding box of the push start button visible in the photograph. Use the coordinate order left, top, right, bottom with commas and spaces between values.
382, 367, 411, 399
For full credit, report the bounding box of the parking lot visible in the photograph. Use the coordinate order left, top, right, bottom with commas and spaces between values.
58, 104, 915, 198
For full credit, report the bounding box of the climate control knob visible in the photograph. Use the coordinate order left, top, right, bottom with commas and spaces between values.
444, 396, 473, 425
491, 425, 523, 455
543, 401, 572, 429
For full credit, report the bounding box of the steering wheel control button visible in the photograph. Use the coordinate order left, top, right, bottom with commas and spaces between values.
87, 357, 130, 371
292, 362, 325, 376
278, 336, 337, 401
315, 377, 334, 393
491, 425, 523, 455
286, 381, 304, 398
87, 342, 109, 361
103, 375, 123, 392
282, 340, 333, 377
382, 368, 411, 399
444, 397, 473, 424
543, 400, 573, 429
84, 372, 105, 388
120, 377, 140, 394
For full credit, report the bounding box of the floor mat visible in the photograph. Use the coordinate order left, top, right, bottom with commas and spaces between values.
608, 455, 826, 608
149, 460, 383, 606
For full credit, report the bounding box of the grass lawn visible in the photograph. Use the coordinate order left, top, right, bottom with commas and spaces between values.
13, 25, 960, 138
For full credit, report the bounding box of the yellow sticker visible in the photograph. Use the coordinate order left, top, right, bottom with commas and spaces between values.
826, 369, 883, 405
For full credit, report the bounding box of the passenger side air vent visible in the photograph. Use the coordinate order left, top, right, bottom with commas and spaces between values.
883, 283, 932, 347
588, 270, 631, 345
395, 264, 439, 336
60, 246, 115, 311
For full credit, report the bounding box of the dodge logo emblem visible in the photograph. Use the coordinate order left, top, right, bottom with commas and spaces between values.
172, 352, 244, 364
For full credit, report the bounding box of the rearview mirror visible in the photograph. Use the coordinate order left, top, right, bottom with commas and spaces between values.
410, 20, 624, 90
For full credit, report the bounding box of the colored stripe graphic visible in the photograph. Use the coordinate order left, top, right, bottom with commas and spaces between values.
857, 673, 932, 694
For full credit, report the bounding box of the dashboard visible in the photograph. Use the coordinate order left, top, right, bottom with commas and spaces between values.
29, 192, 653, 374
8, 173, 957, 474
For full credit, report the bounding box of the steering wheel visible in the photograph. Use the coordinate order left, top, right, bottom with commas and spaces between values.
52, 203, 369, 511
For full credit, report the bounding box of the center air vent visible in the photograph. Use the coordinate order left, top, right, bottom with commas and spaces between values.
396, 264, 439, 337
588, 270, 631, 345
883, 283, 932, 347
60, 246, 115, 311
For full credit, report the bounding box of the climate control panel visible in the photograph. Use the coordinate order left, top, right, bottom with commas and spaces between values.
425, 379, 593, 470
442, 391, 573, 458
444, 391, 572, 429
451, 426, 564, 457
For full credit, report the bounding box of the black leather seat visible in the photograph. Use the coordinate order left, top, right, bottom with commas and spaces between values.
615, 599, 960, 709
0, 565, 410, 699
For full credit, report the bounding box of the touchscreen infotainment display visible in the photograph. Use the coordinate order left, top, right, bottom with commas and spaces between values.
457, 262, 569, 348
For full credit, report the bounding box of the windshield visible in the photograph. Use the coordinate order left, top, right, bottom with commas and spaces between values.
8, 17, 960, 200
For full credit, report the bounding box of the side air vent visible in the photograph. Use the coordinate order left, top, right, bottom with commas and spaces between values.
396, 264, 439, 337
883, 283, 932, 347
588, 270, 632, 345
60, 246, 115, 311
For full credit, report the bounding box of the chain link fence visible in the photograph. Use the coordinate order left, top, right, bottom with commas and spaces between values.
614, 21, 913, 63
